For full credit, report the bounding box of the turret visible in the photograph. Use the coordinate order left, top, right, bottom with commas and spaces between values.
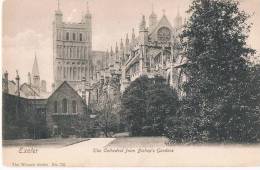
124, 34, 130, 61
139, 15, 146, 31
115, 42, 119, 62
114, 42, 120, 70
149, 5, 157, 31
125, 33, 130, 53
139, 15, 148, 45
83, 2, 92, 51
105, 49, 109, 68
54, 0, 63, 25
174, 8, 182, 30
120, 38, 124, 64
120, 38, 124, 51
131, 28, 135, 41
110, 46, 114, 66
139, 16, 149, 74
84, 2, 92, 21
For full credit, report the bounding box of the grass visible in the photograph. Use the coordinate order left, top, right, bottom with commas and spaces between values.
105, 136, 169, 147
3, 138, 89, 148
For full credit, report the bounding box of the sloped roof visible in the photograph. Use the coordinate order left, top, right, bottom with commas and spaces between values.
20, 83, 40, 97
7, 80, 16, 95
149, 15, 174, 36
18, 83, 51, 99
48, 81, 86, 105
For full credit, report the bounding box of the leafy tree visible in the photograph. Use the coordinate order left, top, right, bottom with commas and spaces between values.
178, 0, 260, 143
121, 76, 150, 136
94, 80, 121, 137
121, 76, 179, 136
146, 81, 178, 135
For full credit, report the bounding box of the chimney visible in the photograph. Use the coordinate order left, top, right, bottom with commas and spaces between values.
41, 80, 47, 92
15, 70, 20, 97
3, 71, 9, 93
28, 72, 31, 87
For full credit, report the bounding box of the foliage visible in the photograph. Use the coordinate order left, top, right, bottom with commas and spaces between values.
2, 94, 49, 139
121, 76, 179, 136
52, 110, 93, 138
93, 76, 122, 137
167, 0, 260, 143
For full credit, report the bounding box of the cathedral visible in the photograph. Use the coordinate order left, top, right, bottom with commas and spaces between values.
52, 1, 186, 107
92, 9, 186, 102
2, 2, 187, 138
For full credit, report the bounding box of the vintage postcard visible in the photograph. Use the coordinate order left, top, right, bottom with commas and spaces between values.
1, 0, 260, 167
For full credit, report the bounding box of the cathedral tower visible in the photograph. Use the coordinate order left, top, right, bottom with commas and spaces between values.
53, 1, 92, 89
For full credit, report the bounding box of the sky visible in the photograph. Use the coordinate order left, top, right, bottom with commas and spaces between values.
2, 0, 260, 91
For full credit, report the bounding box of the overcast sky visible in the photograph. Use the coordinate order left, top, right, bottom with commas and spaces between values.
2, 0, 260, 91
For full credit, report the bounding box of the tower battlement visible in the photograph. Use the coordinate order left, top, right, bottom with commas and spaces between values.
53, 1, 92, 90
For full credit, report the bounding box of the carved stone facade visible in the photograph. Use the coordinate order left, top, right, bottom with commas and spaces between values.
53, 4, 93, 90
52, 4, 186, 110
89, 9, 186, 108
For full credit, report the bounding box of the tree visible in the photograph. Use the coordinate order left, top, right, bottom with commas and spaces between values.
94, 77, 121, 137
121, 76, 179, 136
146, 81, 178, 135
178, 0, 260, 143
121, 76, 150, 136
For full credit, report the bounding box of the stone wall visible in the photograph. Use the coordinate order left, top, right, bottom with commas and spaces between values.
46, 82, 90, 137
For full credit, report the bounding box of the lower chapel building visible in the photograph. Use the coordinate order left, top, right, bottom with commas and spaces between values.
2, 5, 187, 138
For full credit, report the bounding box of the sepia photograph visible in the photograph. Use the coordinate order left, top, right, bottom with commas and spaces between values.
1, 0, 260, 167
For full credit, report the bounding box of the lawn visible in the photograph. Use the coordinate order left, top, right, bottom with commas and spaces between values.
105, 136, 169, 147
3, 138, 89, 148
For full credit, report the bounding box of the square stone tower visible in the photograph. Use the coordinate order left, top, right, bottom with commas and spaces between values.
53, 2, 92, 90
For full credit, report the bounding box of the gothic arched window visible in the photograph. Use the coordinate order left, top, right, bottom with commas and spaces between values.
157, 27, 171, 42
73, 33, 76, 41
79, 33, 83, 41
66, 32, 69, 40
72, 100, 77, 113
54, 101, 58, 113
62, 98, 68, 113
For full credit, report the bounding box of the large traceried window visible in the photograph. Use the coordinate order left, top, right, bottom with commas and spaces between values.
72, 100, 77, 113
157, 27, 171, 42
62, 98, 68, 113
